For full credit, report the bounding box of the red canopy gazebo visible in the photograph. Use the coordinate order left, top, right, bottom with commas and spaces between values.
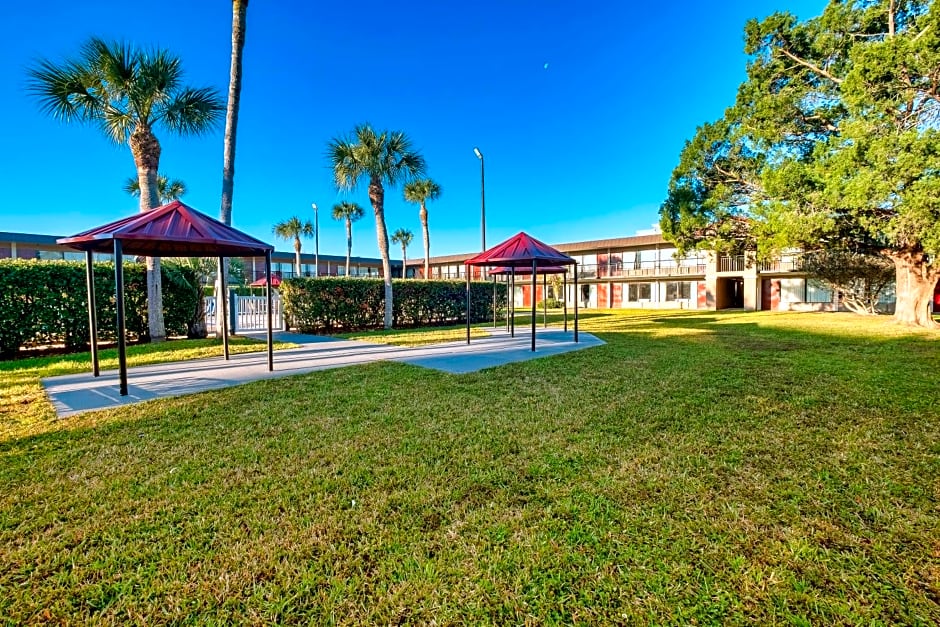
489, 265, 569, 332
58, 201, 275, 396
464, 232, 578, 351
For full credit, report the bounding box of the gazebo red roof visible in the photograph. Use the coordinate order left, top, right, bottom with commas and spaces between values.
464, 232, 574, 268
57, 200, 273, 257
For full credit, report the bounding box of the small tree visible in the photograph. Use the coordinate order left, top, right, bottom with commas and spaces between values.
801, 250, 896, 315
332, 201, 365, 276
273, 217, 314, 277
391, 228, 414, 279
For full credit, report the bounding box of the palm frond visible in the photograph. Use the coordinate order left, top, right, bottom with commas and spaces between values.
272, 216, 314, 240
160, 87, 224, 136
328, 123, 427, 191
327, 138, 364, 191
331, 201, 365, 221
391, 228, 414, 247
27, 59, 105, 123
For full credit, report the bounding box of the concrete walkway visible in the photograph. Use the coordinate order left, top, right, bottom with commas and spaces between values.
42, 327, 603, 417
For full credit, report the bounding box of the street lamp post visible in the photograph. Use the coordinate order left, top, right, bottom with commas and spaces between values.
473, 147, 485, 251
312, 202, 319, 277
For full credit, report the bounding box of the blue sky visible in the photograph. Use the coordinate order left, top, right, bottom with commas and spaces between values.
0, 0, 826, 258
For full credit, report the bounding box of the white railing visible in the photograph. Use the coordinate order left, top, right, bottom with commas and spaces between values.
204, 294, 283, 332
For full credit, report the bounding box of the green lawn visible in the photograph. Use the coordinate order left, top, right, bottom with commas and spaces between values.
0, 336, 296, 441
1, 310, 939, 624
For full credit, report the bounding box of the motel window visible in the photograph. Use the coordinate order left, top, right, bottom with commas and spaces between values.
779, 278, 804, 303
627, 283, 652, 301
664, 281, 692, 301
805, 279, 833, 303
36, 250, 64, 260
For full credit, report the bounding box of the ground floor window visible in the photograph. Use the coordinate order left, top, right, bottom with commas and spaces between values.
779, 278, 834, 303
627, 283, 651, 301
664, 281, 692, 301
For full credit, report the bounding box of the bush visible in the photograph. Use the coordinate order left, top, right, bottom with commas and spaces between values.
281, 278, 508, 333
0, 259, 200, 358
536, 298, 564, 309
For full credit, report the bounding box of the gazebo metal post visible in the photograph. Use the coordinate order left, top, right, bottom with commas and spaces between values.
466, 269, 471, 344
492, 275, 497, 328
218, 256, 229, 360
563, 270, 568, 333
542, 273, 547, 328
84, 250, 99, 377
114, 239, 128, 396
510, 268, 515, 337
530, 259, 536, 352
573, 261, 579, 343
266, 250, 274, 371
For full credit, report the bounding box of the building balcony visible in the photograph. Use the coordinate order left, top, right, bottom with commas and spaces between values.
576, 262, 707, 280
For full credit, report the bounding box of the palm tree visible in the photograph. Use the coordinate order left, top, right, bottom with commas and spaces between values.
403, 179, 441, 280
327, 124, 426, 328
123, 175, 187, 203
273, 217, 314, 277
29, 38, 224, 342
331, 201, 365, 277
391, 228, 414, 279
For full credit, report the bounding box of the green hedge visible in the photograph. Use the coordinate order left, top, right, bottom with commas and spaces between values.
281, 278, 508, 333
0, 260, 200, 358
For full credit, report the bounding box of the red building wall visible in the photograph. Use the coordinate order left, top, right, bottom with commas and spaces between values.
597, 284, 608, 308
612, 283, 622, 308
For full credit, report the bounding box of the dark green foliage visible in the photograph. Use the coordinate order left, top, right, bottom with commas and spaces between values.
0, 260, 200, 357
281, 278, 507, 333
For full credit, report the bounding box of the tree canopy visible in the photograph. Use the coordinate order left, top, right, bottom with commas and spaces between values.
660, 0, 940, 327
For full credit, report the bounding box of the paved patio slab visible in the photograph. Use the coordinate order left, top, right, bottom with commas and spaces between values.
42, 328, 603, 417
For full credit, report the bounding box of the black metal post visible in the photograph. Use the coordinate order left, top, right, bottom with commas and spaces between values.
530, 260, 537, 352
492, 275, 497, 328
574, 262, 579, 343
114, 240, 128, 396
542, 273, 547, 328
510, 268, 515, 337
219, 256, 229, 360
266, 251, 274, 371
563, 269, 568, 332
85, 250, 99, 377
466, 270, 471, 344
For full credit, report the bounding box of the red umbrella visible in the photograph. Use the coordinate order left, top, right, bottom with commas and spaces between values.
250, 274, 281, 287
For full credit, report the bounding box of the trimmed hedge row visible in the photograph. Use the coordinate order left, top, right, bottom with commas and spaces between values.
0, 260, 200, 358
281, 278, 508, 333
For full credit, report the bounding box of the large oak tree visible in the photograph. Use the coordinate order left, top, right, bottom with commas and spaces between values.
660, 0, 940, 327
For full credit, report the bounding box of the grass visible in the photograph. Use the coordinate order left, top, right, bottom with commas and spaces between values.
0, 336, 296, 441
1, 310, 939, 624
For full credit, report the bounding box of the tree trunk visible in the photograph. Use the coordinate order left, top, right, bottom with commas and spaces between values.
401, 245, 407, 279
217, 0, 248, 337
129, 127, 166, 342
346, 219, 352, 276
294, 237, 302, 277
220, 0, 248, 227
890, 251, 939, 328
369, 176, 393, 329
420, 202, 430, 280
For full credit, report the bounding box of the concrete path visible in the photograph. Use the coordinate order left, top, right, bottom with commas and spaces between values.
42, 328, 603, 417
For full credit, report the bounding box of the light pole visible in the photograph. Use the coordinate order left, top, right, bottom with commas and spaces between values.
311, 203, 319, 277
473, 147, 485, 251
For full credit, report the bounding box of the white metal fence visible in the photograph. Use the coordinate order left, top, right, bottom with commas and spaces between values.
205, 293, 283, 332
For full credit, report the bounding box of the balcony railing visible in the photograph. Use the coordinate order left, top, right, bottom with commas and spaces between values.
758, 257, 806, 272
576, 262, 706, 279
717, 255, 746, 272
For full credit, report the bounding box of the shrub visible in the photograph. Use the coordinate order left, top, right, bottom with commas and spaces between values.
536, 298, 564, 309
281, 278, 507, 333
0, 259, 200, 358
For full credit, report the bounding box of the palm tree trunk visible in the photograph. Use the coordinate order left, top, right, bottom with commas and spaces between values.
369, 177, 393, 329
402, 245, 407, 279
130, 127, 166, 342
220, 0, 248, 227
346, 218, 352, 276
420, 203, 430, 280
217, 0, 248, 337
294, 237, 302, 277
